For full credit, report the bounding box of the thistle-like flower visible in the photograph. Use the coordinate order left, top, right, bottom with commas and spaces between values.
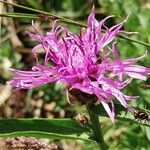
8, 7, 150, 122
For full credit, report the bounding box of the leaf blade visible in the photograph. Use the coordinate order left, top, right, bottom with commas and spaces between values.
0, 118, 94, 142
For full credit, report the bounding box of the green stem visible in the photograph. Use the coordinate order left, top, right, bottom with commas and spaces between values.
119, 35, 150, 47
86, 104, 107, 150
0, 0, 150, 48
0, 0, 86, 27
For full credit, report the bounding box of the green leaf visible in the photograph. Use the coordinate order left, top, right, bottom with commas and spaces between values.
0, 118, 94, 142
25, 0, 43, 10
90, 104, 150, 128
0, 13, 38, 19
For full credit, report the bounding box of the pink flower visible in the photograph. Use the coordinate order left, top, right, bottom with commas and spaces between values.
7, 7, 150, 122
108, 43, 150, 81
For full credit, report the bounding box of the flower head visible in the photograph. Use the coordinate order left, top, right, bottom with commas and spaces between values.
8, 7, 150, 122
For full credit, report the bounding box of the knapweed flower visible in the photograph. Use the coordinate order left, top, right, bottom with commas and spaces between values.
7, 7, 150, 122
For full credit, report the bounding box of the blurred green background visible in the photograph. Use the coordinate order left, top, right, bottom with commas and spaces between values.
0, 0, 150, 149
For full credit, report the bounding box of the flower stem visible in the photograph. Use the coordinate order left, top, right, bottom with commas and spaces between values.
86, 104, 108, 150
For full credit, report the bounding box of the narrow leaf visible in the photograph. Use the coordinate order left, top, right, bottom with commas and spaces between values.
0, 13, 38, 19
0, 118, 94, 142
